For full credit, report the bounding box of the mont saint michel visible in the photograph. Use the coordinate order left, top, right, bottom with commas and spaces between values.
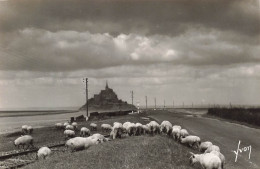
80, 81, 136, 111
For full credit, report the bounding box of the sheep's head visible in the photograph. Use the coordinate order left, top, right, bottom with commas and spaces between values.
189, 152, 199, 166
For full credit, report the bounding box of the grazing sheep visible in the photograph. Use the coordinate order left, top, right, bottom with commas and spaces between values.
65, 137, 100, 152
14, 135, 34, 149
199, 141, 213, 152
180, 129, 189, 139
27, 126, 33, 134
90, 133, 110, 142
101, 124, 112, 132
205, 145, 220, 153
160, 121, 172, 136
37, 147, 51, 160
64, 130, 75, 139
135, 123, 143, 136
125, 123, 137, 136
172, 125, 181, 130
22, 125, 28, 134
180, 135, 201, 149
72, 122, 78, 130
80, 127, 90, 137
64, 122, 69, 128
90, 123, 97, 131
111, 122, 123, 139
172, 128, 181, 140
65, 125, 74, 131
189, 152, 222, 169
55, 123, 63, 129
147, 121, 160, 135
142, 125, 150, 135
210, 150, 225, 169
123, 122, 131, 133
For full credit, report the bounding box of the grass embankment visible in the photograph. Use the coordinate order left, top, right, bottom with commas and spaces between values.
0, 114, 147, 152
24, 135, 198, 169
207, 108, 260, 126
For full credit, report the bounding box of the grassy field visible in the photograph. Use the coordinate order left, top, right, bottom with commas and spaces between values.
24, 135, 199, 169
0, 113, 201, 169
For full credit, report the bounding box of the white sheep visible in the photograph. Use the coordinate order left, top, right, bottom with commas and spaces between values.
125, 123, 137, 136
142, 125, 150, 135
64, 130, 75, 139
135, 123, 143, 136
199, 141, 213, 152
80, 127, 90, 137
180, 129, 189, 138
64, 122, 69, 128
65, 137, 100, 152
72, 122, 78, 130
123, 122, 131, 133
27, 126, 33, 134
210, 150, 225, 169
205, 145, 220, 153
160, 121, 172, 136
55, 123, 63, 129
172, 128, 181, 140
172, 125, 181, 130
65, 125, 74, 131
89, 133, 110, 142
90, 123, 97, 131
111, 122, 123, 139
14, 135, 34, 149
21, 125, 28, 134
147, 121, 160, 135
37, 147, 51, 160
101, 124, 112, 132
180, 135, 201, 148
189, 152, 222, 169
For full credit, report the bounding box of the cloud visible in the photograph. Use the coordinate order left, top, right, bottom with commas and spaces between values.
0, 0, 259, 36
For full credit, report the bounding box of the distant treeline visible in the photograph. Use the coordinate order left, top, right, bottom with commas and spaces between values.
208, 108, 260, 126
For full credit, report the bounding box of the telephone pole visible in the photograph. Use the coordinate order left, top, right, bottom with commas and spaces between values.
84, 78, 89, 117
145, 96, 147, 109
131, 91, 134, 105
173, 99, 174, 108
154, 97, 156, 109
164, 99, 165, 110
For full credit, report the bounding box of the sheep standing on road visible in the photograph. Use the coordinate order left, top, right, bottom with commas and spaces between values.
160, 121, 172, 136
14, 135, 34, 149
90, 123, 97, 131
199, 141, 213, 152
37, 147, 51, 160
80, 127, 90, 137
189, 152, 222, 169
64, 130, 75, 139
180, 135, 201, 149
101, 124, 112, 132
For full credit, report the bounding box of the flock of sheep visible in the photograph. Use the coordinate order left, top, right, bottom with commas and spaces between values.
13, 120, 225, 169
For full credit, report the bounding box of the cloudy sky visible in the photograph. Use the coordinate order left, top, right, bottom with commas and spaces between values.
0, 0, 259, 109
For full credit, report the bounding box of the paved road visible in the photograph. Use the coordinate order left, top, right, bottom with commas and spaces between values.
149, 110, 260, 169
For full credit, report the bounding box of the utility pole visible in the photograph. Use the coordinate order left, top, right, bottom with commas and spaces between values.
83, 78, 89, 117
173, 99, 174, 108
145, 96, 147, 109
183, 102, 184, 108
164, 99, 165, 110
154, 98, 156, 109
131, 91, 134, 105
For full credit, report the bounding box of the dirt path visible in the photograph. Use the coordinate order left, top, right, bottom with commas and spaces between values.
149, 111, 260, 169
